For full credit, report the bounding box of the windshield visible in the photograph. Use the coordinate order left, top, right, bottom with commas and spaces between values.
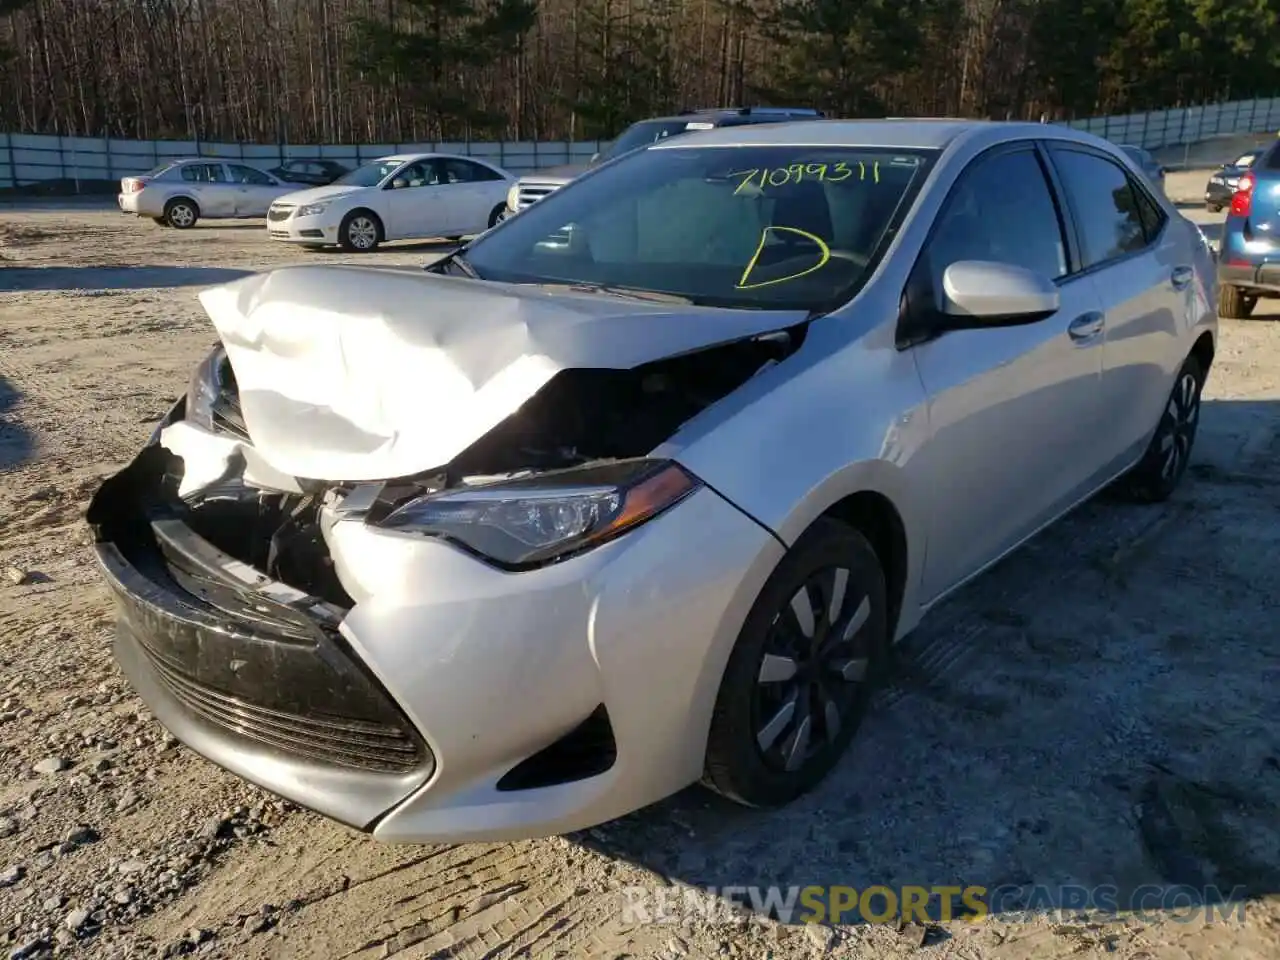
463, 144, 935, 311
598, 119, 705, 163
333, 159, 402, 187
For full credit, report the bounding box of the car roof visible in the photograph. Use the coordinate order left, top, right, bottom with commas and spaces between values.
650, 118, 1109, 153
639, 107, 820, 125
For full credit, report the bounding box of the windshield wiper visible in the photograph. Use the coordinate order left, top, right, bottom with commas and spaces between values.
429, 247, 480, 279
536, 282, 693, 305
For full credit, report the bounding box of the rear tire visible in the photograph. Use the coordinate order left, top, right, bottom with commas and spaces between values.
1206, 203, 1222, 213
163, 198, 199, 229
1218, 284, 1256, 319
1114, 354, 1204, 503
338, 210, 382, 252
703, 518, 888, 808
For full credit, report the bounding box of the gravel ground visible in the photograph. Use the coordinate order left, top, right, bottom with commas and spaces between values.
1, 184, 1279, 960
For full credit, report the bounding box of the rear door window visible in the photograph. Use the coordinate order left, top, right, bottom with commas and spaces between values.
1048, 148, 1149, 267
181, 163, 225, 183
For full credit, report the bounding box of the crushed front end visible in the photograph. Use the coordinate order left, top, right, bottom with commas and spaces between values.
86, 439, 435, 830
85, 267, 805, 840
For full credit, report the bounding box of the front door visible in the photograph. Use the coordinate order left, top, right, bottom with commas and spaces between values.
227, 163, 290, 216
384, 160, 452, 240
906, 143, 1106, 602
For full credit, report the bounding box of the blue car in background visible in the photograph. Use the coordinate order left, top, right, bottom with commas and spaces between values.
1218, 138, 1280, 318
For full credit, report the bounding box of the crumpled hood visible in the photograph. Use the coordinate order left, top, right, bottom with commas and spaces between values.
197, 266, 805, 481
276, 183, 366, 206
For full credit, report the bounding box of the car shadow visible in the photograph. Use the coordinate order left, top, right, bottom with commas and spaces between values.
0, 265, 253, 293
188, 222, 266, 231
305, 238, 464, 256
569, 397, 1280, 930
0, 374, 34, 471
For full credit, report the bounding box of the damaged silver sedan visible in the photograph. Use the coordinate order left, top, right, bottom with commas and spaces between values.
88, 120, 1217, 842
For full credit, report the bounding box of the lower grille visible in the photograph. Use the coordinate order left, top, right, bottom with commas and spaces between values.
89, 448, 434, 779
136, 636, 424, 773
516, 184, 561, 210
267, 206, 294, 222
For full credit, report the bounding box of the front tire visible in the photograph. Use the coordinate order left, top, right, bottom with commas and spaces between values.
703, 518, 887, 808
1218, 284, 1256, 319
1115, 354, 1204, 503
487, 204, 507, 229
338, 210, 382, 252
163, 198, 198, 229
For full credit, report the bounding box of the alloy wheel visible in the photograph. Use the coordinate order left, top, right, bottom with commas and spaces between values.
348, 217, 378, 250
169, 204, 195, 227
753, 566, 872, 773
1159, 369, 1200, 481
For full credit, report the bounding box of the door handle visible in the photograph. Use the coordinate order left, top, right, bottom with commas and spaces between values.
1068, 311, 1105, 342
1170, 265, 1194, 290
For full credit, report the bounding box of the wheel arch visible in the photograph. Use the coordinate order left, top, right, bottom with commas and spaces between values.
164, 195, 200, 216
819, 490, 910, 642
345, 206, 385, 239
1190, 329, 1215, 374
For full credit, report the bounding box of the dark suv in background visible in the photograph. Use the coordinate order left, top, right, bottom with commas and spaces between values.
1218, 137, 1280, 318
504, 106, 825, 216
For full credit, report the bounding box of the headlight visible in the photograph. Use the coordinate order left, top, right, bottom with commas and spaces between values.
297, 202, 329, 217
506, 183, 519, 211
185, 345, 227, 432
380, 459, 700, 567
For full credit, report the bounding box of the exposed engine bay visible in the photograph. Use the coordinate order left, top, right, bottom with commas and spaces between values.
150, 326, 803, 608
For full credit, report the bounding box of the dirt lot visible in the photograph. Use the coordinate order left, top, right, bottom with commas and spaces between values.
1, 194, 1279, 960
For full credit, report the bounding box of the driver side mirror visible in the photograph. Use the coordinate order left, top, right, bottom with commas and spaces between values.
589, 152, 600, 165
898, 260, 1060, 347
941, 260, 1059, 322
391, 177, 408, 190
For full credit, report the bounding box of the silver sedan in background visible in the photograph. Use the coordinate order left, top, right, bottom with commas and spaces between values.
118, 158, 296, 228
90, 119, 1216, 843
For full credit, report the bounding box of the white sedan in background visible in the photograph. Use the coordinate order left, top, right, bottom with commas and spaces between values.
267, 153, 516, 252
118, 159, 295, 228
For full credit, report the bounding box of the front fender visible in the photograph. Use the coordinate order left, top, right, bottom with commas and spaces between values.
662, 313, 931, 639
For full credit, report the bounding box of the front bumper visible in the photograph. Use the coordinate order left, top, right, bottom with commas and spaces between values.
90, 435, 784, 842
89, 449, 434, 830
266, 210, 339, 244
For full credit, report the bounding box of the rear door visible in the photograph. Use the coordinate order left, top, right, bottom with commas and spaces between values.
179, 162, 234, 216
1045, 143, 1189, 475
907, 142, 1107, 601
436, 159, 507, 234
